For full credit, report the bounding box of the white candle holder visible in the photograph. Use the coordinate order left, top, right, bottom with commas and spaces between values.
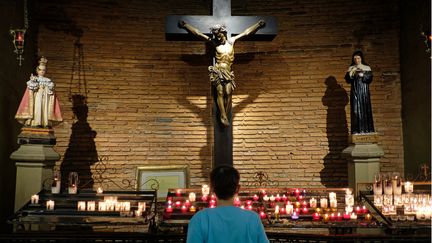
320, 198, 328, 208
46, 200, 55, 211
87, 201, 96, 211
404, 181, 413, 194
188, 192, 196, 202
30, 195, 39, 204
201, 184, 209, 196
77, 201, 86, 211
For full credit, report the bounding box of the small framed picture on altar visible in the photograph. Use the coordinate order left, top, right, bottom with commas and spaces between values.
136, 165, 190, 199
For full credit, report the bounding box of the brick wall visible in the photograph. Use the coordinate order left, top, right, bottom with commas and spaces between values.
33, 0, 402, 189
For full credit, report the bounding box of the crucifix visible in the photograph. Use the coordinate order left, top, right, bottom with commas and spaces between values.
166, 0, 277, 167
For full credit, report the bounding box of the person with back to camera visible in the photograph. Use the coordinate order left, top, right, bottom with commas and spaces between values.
187, 165, 269, 243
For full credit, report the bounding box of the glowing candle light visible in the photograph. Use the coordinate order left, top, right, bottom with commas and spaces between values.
176, 189, 182, 197
138, 202, 146, 212
312, 212, 320, 221
259, 211, 266, 219
291, 212, 299, 220
165, 205, 173, 213
350, 213, 357, 220
189, 205, 196, 213
46, 200, 55, 211
343, 212, 350, 220
302, 207, 308, 214
233, 197, 241, 206
320, 198, 328, 208
309, 197, 317, 208
202, 185, 209, 195
87, 201, 96, 211
189, 192, 196, 202
181, 205, 187, 213
269, 195, 275, 202
275, 194, 281, 202
175, 201, 182, 208
77, 201, 86, 211
96, 187, 103, 194
365, 213, 372, 221
282, 194, 288, 202
253, 194, 259, 201
323, 213, 330, 222
184, 200, 191, 208
30, 195, 39, 204
404, 181, 413, 193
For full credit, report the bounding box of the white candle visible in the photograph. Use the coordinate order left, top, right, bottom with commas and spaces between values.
392, 177, 402, 195
87, 201, 96, 211
96, 187, 104, 194
383, 179, 393, 195
51, 179, 61, 194
202, 184, 210, 196
404, 181, 413, 193
269, 195, 275, 202
138, 202, 146, 212
68, 185, 77, 194
345, 205, 353, 213
263, 195, 269, 201
286, 204, 294, 215
345, 194, 354, 206
46, 200, 55, 210
373, 180, 383, 195
373, 195, 383, 207
189, 192, 196, 202
98, 202, 107, 211
329, 192, 336, 200
350, 212, 357, 220
320, 198, 328, 208
31, 194, 39, 204
309, 197, 317, 208
330, 199, 337, 208
275, 205, 280, 214
135, 210, 142, 217
77, 201, 86, 211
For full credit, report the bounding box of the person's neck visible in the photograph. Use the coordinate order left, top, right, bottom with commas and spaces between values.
217, 198, 233, 207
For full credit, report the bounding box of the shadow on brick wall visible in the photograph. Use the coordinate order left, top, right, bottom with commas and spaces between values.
60, 95, 98, 190
321, 76, 349, 187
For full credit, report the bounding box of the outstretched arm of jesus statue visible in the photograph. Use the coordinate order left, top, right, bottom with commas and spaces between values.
179, 20, 211, 42
231, 20, 265, 42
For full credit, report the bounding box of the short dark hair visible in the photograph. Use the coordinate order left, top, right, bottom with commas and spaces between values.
210, 165, 240, 200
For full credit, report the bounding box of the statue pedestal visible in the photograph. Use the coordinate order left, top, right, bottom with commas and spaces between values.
10, 128, 60, 211
342, 133, 384, 195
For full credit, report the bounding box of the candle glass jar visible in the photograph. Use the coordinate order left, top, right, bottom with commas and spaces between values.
391, 172, 402, 195
383, 174, 393, 195
51, 171, 61, 194
373, 173, 383, 195
68, 172, 79, 194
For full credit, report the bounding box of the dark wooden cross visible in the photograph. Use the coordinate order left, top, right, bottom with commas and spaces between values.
166, 0, 277, 168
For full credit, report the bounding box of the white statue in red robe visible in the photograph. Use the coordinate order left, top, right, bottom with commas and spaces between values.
15, 57, 62, 127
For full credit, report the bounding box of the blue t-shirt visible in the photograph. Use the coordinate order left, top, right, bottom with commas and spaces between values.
186, 206, 269, 243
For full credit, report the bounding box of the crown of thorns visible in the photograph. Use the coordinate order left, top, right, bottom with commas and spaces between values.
210, 24, 227, 34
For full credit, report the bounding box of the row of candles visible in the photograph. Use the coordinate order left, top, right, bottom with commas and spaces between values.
30, 195, 146, 216
372, 173, 413, 195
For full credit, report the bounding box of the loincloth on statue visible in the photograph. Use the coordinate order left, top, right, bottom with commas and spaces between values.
208, 65, 236, 89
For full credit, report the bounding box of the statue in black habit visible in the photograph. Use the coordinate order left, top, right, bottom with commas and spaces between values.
344, 51, 375, 134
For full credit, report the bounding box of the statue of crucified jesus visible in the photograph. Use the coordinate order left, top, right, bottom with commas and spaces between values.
179, 20, 265, 126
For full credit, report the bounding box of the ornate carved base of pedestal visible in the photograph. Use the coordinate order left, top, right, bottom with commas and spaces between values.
342, 133, 384, 196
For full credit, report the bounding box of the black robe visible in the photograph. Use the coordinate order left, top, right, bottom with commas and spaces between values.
344, 69, 375, 134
